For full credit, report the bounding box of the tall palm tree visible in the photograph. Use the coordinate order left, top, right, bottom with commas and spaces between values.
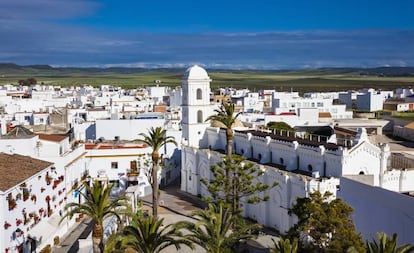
60, 181, 131, 253
105, 213, 193, 253
366, 232, 414, 253
270, 238, 298, 253
175, 203, 257, 253
138, 127, 177, 219
206, 101, 241, 155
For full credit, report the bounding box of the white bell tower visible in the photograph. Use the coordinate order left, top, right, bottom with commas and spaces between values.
181, 65, 212, 148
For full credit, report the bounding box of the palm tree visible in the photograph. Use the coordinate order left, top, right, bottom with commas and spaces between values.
366, 232, 414, 253
176, 203, 257, 253
138, 127, 177, 219
105, 213, 193, 253
60, 181, 131, 253
206, 101, 241, 155
270, 238, 298, 253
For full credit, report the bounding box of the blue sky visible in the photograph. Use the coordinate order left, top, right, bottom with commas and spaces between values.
0, 0, 414, 69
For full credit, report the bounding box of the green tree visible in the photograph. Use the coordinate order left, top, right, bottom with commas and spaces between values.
267, 121, 295, 136
138, 127, 177, 219
206, 101, 241, 155
288, 191, 365, 253
201, 154, 277, 218
27, 77, 37, 85
61, 181, 131, 253
270, 238, 298, 253
365, 232, 414, 253
176, 203, 257, 253
105, 213, 193, 253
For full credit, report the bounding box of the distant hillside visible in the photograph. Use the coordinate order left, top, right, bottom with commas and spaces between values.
1, 63, 413, 93
1, 63, 414, 77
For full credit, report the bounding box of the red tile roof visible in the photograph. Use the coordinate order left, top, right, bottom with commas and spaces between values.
38, 134, 67, 142
0, 153, 53, 191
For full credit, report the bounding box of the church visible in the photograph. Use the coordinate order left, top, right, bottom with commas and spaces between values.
179, 65, 406, 235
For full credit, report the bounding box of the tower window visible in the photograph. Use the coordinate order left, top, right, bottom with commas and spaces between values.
308, 164, 313, 172
196, 88, 202, 100
197, 110, 203, 123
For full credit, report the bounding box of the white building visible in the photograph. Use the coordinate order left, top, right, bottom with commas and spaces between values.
356, 90, 384, 112
181, 65, 214, 148
0, 126, 88, 251
180, 66, 414, 242
272, 94, 352, 119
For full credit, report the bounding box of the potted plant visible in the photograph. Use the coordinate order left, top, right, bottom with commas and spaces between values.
31, 194, 37, 203
4, 222, 11, 229
23, 190, 29, 202
8, 198, 16, 211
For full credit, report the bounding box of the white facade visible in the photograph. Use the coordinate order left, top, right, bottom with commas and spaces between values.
243, 92, 264, 113
356, 91, 384, 111
339, 177, 414, 244
85, 142, 153, 197
181, 65, 213, 148
181, 145, 340, 233
0, 139, 87, 252
95, 118, 165, 141
272, 95, 352, 119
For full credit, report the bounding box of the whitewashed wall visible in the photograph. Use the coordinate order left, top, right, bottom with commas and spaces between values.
95, 119, 165, 141
181, 147, 340, 233
339, 177, 414, 244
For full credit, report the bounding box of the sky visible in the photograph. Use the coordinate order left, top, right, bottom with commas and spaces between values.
1, 0, 414, 69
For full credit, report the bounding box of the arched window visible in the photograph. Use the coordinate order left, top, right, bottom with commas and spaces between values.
196, 88, 202, 100
308, 164, 313, 172
258, 153, 262, 160
280, 158, 284, 165
197, 110, 203, 123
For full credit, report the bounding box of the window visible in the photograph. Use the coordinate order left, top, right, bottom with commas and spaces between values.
130, 161, 137, 170
196, 88, 202, 100
280, 158, 284, 164
111, 162, 118, 169
197, 110, 203, 123
308, 164, 313, 172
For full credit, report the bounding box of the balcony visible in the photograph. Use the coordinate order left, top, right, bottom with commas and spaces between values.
126, 169, 139, 182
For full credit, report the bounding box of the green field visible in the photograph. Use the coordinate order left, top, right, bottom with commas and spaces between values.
0, 64, 413, 93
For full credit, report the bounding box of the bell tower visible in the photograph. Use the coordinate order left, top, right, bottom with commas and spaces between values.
181, 65, 212, 148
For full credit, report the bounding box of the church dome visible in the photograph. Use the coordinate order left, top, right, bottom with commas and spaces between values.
183, 65, 210, 80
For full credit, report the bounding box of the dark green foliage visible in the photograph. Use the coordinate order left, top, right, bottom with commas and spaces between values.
267, 122, 295, 136
61, 181, 131, 253
206, 101, 241, 155
365, 232, 414, 253
138, 127, 177, 219
288, 191, 365, 253
105, 212, 193, 253
18, 77, 37, 86
201, 154, 277, 218
267, 121, 295, 131
271, 238, 298, 253
175, 203, 258, 253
